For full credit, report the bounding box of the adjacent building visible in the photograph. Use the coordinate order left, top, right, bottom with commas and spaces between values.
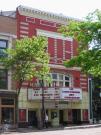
0, 12, 17, 126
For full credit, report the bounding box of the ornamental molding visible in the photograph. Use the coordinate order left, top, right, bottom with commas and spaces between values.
17, 5, 77, 25
49, 64, 81, 71
37, 29, 73, 41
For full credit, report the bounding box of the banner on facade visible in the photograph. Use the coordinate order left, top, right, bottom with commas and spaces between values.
28, 88, 60, 100
60, 87, 82, 101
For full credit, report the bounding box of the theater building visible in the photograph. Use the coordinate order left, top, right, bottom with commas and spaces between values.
0, 6, 89, 127
16, 6, 89, 127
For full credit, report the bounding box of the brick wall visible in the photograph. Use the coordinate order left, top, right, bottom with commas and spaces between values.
0, 15, 16, 35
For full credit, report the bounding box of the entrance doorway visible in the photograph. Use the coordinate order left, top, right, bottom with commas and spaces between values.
59, 110, 63, 125
28, 110, 37, 127
72, 109, 81, 124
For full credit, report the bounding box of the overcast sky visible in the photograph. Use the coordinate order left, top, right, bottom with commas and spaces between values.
1, 0, 101, 19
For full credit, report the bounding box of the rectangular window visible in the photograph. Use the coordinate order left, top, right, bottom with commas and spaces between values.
65, 81, 69, 87
1, 98, 14, 105
0, 69, 8, 89
52, 73, 57, 79
59, 74, 63, 80
0, 39, 8, 57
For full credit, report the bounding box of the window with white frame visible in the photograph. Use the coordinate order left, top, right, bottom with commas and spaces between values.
36, 73, 72, 88
49, 73, 71, 87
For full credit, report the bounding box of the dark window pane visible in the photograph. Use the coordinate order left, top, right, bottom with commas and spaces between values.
1, 98, 14, 105
65, 76, 69, 81
65, 82, 69, 87
52, 74, 57, 79
0, 69, 8, 89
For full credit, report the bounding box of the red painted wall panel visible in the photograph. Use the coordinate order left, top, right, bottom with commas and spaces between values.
57, 39, 63, 58
48, 37, 55, 57
73, 39, 78, 56
72, 71, 80, 88
65, 41, 71, 59
82, 109, 88, 121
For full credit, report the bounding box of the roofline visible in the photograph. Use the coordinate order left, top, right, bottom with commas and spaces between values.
17, 5, 82, 24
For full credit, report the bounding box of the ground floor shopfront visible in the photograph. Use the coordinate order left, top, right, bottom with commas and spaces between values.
19, 107, 89, 128
18, 88, 89, 128
0, 91, 17, 126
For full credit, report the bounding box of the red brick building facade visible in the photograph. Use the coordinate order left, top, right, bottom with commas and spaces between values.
0, 6, 89, 128
16, 6, 89, 127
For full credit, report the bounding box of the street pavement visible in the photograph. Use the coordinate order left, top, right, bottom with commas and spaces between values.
1, 124, 101, 135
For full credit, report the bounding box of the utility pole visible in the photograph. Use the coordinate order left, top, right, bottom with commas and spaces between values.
41, 79, 45, 128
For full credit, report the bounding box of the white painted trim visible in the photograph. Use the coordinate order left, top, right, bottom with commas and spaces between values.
37, 29, 73, 41
20, 22, 29, 26
20, 26, 29, 30
0, 32, 16, 38
20, 35, 28, 38
20, 30, 28, 34
8, 70, 11, 91
49, 64, 81, 71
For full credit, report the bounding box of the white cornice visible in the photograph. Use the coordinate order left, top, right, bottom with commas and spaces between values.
17, 5, 78, 25
0, 32, 17, 38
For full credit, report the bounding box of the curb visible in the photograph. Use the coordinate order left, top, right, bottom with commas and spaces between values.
64, 124, 101, 130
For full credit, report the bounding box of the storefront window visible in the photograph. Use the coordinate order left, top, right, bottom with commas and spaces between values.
1, 98, 14, 105
1, 108, 14, 124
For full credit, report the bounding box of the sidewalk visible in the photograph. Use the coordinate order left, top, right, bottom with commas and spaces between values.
15, 123, 101, 132
1, 123, 101, 134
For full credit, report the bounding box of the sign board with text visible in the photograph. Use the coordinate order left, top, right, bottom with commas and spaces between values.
28, 87, 82, 101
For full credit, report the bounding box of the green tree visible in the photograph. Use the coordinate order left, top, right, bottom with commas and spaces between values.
1, 36, 50, 95
0, 36, 50, 126
59, 9, 101, 77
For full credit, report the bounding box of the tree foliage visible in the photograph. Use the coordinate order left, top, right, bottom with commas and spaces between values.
59, 9, 101, 77
0, 36, 50, 95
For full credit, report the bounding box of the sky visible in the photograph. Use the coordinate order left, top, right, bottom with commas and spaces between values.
1, 0, 101, 19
